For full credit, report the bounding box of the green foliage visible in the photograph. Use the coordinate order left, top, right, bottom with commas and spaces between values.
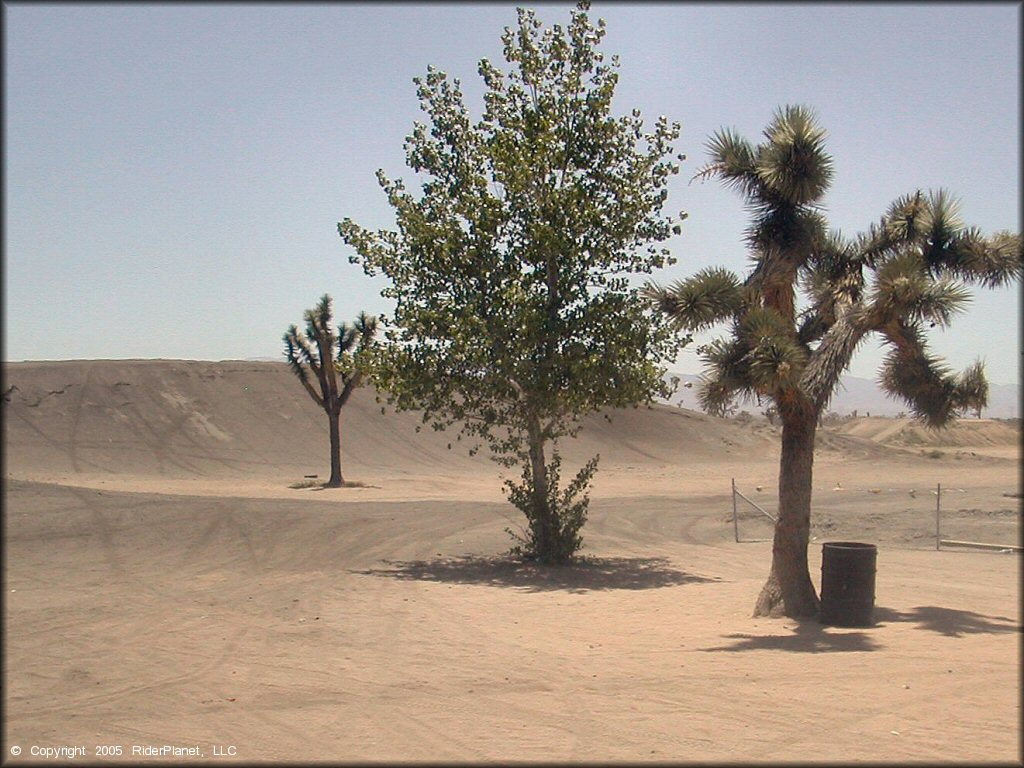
878, 326, 988, 428
646, 266, 742, 332
339, 2, 687, 562
652, 106, 1022, 425
871, 252, 972, 329
754, 105, 833, 206
861, 190, 1023, 287
283, 294, 378, 414
504, 453, 598, 564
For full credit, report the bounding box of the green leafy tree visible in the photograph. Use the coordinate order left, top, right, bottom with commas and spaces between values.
339, 2, 688, 563
648, 105, 1021, 617
283, 295, 377, 488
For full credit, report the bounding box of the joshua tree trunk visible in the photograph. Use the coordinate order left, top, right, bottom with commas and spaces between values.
326, 407, 344, 488
753, 405, 821, 618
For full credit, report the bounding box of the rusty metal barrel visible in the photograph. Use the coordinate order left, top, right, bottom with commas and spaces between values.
819, 542, 877, 627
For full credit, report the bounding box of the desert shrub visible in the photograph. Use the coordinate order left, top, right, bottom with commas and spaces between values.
504, 453, 598, 564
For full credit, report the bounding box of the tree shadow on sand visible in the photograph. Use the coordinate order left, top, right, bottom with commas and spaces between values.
352, 555, 719, 593
700, 620, 883, 654
700, 604, 1020, 654
874, 605, 1020, 638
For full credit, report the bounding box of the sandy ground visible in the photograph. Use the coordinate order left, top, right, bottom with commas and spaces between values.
3, 360, 1020, 764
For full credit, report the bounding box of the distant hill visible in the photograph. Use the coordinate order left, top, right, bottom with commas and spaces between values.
663, 371, 1019, 420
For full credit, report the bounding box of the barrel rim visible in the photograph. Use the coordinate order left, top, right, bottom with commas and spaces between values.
822, 541, 877, 551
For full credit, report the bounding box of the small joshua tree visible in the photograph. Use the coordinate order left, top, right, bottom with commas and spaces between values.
283, 295, 377, 487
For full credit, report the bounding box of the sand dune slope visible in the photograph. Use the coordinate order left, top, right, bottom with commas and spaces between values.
3, 360, 1020, 763
8, 358, 997, 494
833, 414, 1020, 460
4, 359, 757, 472
4, 359, 796, 498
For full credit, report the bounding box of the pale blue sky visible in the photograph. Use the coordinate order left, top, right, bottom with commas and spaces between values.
4, 2, 1020, 384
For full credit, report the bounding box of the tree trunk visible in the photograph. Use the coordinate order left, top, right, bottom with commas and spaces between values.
326, 408, 344, 488
526, 412, 557, 561
753, 407, 820, 618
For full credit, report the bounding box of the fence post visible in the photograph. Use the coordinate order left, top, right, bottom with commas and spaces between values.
935, 482, 941, 550
732, 478, 740, 543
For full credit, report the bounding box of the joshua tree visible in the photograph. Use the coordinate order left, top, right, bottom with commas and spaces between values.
284, 295, 377, 487
648, 105, 1021, 618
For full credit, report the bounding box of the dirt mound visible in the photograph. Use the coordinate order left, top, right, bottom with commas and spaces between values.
833, 415, 1020, 448
3, 359, 786, 485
